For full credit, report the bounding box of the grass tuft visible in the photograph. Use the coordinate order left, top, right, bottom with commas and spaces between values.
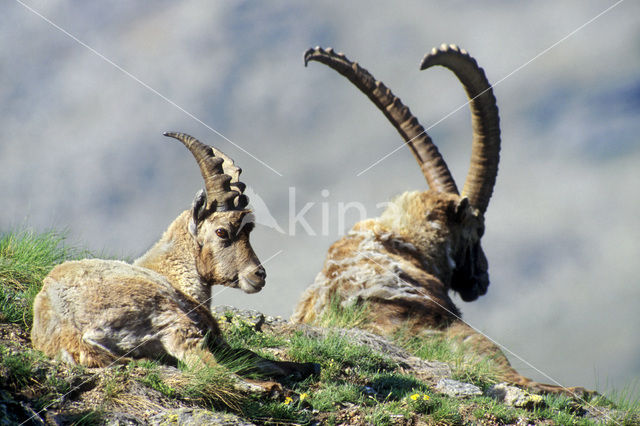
288, 331, 397, 381
0, 229, 87, 328
368, 373, 428, 401
0, 344, 45, 390
171, 362, 246, 412
395, 330, 499, 389
131, 359, 248, 413
316, 295, 370, 329
222, 316, 286, 352
244, 399, 312, 424
308, 382, 367, 412
365, 401, 410, 426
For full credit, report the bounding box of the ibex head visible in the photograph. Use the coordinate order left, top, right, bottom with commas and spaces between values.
165, 132, 266, 294
304, 44, 500, 302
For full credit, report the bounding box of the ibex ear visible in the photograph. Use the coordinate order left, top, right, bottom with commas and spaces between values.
454, 197, 470, 222
189, 190, 207, 238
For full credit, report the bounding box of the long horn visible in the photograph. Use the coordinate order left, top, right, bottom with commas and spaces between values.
305, 47, 458, 194
164, 132, 248, 211
421, 44, 501, 214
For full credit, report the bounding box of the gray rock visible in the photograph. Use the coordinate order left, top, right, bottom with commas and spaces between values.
104, 412, 144, 425
486, 383, 545, 409
212, 305, 289, 331
211, 305, 266, 330
400, 356, 452, 382
435, 378, 482, 398
150, 408, 256, 426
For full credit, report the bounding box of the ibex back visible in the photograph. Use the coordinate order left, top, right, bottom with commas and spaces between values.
32, 132, 317, 380
292, 46, 588, 396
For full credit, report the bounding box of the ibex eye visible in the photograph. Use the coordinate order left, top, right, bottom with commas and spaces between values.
215, 228, 229, 239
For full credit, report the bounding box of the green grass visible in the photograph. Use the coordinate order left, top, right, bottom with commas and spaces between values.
129, 359, 248, 413
0, 229, 87, 328
470, 395, 521, 424
0, 344, 78, 413
367, 373, 428, 401
244, 399, 312, 424
308, 382, 368, 411
316, 295, 370, 329
428, 395, 463, 425
134, 360, 179, 399
288, 331, 397, 381
364, 393, 463, 425
365, 400, 411, 425
174, 362, 246, 411
0, 344, 45, 390
588, 381, 640, 425
222, 315, 286, 352
603, 380, 640, 413
63, 410, 105, 425
395, 330, 499, 390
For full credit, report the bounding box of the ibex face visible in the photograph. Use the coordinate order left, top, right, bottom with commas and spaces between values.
31, 131, 320, 384
295, 45, 501, 321
191, 208, 265, 293
378, 189, 488, 302
442, 196, 489, 302
294, 46, 593, 397
166, 131, 267, 295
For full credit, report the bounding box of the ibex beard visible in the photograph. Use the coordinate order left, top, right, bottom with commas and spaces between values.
292, 46, 590, 397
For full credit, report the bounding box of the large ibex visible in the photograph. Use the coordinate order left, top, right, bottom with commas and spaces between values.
32, 132, 317, 381
293, 45, 587, 396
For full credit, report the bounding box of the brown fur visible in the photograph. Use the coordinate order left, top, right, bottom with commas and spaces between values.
32, 206, 317, 381
293, 191, 589, 396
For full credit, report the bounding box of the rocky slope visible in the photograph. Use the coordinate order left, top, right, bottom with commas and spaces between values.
0, 307, 634, 425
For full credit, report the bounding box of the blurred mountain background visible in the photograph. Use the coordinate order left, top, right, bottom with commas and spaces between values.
1, 1, 638, 397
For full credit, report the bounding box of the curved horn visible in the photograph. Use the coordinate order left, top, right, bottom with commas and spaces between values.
421, 44, 501, 214
305, 47, 458, 194
164, 132, 248, 211
209, 146, 249, 209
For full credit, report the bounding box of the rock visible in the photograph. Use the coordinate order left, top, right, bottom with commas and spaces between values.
149, 408, 256, 426
0, 390, 47, 425
435, 378, 482, 398
212, 305, 289, 332
211, 305, 266, 330
400, 356, 452, 383
104, 412, 144, 425
486, 383, 545, 409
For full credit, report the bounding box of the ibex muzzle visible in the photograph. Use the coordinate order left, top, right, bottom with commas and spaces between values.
32, 131, 318, 384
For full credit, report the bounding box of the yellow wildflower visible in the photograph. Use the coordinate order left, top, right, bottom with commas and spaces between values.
529, 394, 543, 403
284, 396, 293, 405
423, 394, 430, 401
410, 393, 420, 401
300, 393, 309, 401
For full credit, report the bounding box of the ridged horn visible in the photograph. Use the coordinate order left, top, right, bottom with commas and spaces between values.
305, 46, 458, 194
164, 132, 249, 211
421, 44, 501, 214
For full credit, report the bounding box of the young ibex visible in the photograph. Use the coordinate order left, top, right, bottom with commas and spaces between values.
293, 45, 587, 396
32, 132, 317, 380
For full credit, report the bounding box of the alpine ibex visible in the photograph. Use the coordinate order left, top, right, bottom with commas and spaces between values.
32, 132, 317, 381
293, 46, 588, 396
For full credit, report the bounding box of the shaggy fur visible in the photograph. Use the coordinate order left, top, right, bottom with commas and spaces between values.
293, 45, 590, 396
32, 140, 317, 381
